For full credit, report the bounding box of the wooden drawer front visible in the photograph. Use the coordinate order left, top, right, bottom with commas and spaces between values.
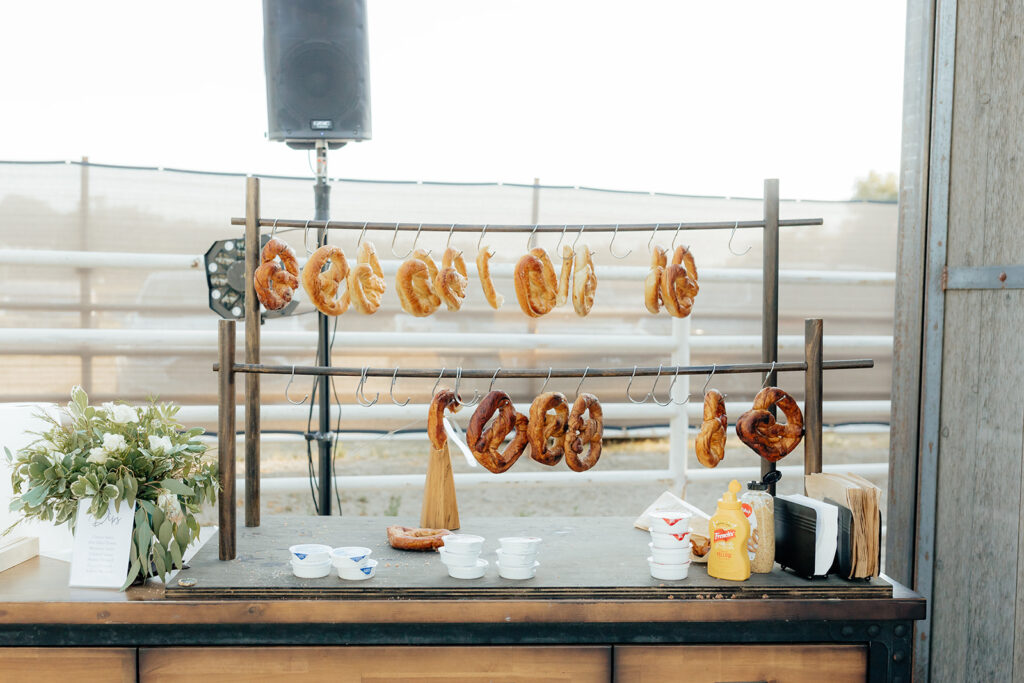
140, 646, 610, 682
0, 647, 136, 682
614, 645, 867, 683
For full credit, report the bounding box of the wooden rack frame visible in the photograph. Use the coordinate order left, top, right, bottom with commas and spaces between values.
214, 178, 864, 561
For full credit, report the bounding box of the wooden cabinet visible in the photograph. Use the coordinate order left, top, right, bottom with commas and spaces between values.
614, 645, 868, 682
139, 646, 610, 682
0, 648, 135, 682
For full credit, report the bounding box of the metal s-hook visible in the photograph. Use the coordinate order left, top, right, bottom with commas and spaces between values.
761, 361, 777, 389
452, 366, 481, 407
270, 218, 280, 240
285, 365, 308, 405
539, 367, 553, 394
445, 223, 457, 251
431, 367, 446, 396
304, 220, 317, 254
356, 221, 369, 248
526, 223, 539, 251
728, 221, 752, 256
647, 223, 660, 253
626, 365, 649, 404
702, 363, 717, 395
477, 224, 489, 252
609, 224, 632, 259
356, 366, 379, 407
389, 367, 411, 406
555, 224, 570, 252
391, 222, 413, 258
488, 366, 501, 393
575, 366, 590, 399
649, 365, 674, 407
661, 365, 691, 406
670, 221, 684, 249
572, 224, 586, 250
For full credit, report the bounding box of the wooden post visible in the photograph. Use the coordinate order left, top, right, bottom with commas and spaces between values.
244, 177, 261, 527
421, 443, 460, 530
761, 178, 780, 494
803, 318, 824, 487
218, 319, 237, 560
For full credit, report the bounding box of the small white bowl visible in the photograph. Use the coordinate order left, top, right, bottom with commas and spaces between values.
439, 547, 482, 568
338, 558, 378, 580
442, 534, 485, 555
649, 542, 692, 565
331, 546, 372, 568
648, 509, 693, 533
290, 558, 332, 578
498, 536, 542, 554
289, 544, 332, 564
648, 556, 691, 581
650, 529, 691, 549
497, 560, 540, 580
495, 548, 538, 568
447, 557, 489, 580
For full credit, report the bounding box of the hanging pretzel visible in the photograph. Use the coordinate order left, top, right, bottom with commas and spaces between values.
427, 388, 461, 451
253, 238, 299, 311
396, 249, 441, 317
564, 393, 603, 472
527, 392, 570, 466
435, 247, 469, 311
572, 245, 597, 316
660, 245, 699, 318
644, 246, 667, 314
513, 248, 559, 317
736, 387, 804, 463
476, 246, 504, 309
695, 389, 727, 468
301, 245, 350, 316
347, 242, 387, 314
556, 245, 574, 306
466, 390, 529, 473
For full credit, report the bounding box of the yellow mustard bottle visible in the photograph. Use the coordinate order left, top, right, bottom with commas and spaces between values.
708, 479, 751, 581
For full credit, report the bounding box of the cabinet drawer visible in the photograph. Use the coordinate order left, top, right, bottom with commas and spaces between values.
614, 644, 867, 683
140, 645, 610, 682
0, 647, 136, 682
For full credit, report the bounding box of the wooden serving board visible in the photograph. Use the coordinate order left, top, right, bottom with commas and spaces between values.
166, 516, 893, 601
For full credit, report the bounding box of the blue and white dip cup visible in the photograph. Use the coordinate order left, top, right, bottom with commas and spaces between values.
330, 546, 373, 568
289, 544, 332, 564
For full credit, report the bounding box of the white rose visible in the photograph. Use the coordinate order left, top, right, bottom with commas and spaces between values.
87, 447, 108, 464
101, 432, 128, 453
103, 402, 138, 424
157, 488, 186, 525
148, 435, 173, 454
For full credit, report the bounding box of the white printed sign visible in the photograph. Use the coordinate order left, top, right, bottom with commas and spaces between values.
68, 498, 135, 589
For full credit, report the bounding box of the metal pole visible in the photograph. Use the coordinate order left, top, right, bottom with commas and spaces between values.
314, 140, 333, 515
803, 318, 823, 487
761, 178, 780, 493
218, 319, 237, 560
78, 157, 92, 395
244, 177, 261, 527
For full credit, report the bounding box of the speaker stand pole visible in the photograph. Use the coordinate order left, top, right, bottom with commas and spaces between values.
314, 139, 334, 515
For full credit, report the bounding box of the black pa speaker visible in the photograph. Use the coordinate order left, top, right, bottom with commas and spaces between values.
262, 0, 371, 148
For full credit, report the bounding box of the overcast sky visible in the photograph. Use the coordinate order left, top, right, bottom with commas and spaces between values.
0, 1, 905, 200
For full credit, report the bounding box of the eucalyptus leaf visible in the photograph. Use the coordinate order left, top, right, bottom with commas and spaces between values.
158, 520, 172, 548
22, 483, 50, 507
159, 479, 194, 497
121, 539, 141, 590
169, 538, 183, 569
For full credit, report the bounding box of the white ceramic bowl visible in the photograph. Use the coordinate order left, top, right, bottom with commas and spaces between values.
497, 560, 540, 580
498, 536, 542, 554
330, 546, 372, 568
495, 548, 538, 568
338, 558, 378, 580
439, 547, 482, 568
648, 556, 691, 581
647, 509, 693, 534
649, 542, 692, 565
442, 534, 485, 555
650, 529, 691, 549
289, 543, 332, 564
447, 557, 489, 580
290, 558, 332, 578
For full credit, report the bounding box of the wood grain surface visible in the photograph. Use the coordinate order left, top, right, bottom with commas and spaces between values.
0, 648, 135, 682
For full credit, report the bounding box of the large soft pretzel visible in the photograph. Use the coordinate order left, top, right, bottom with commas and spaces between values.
466, 390, 529, 473
427, 388, 461, 451
564, 393, 603, 472
695, 389, 727, 468
572, 245, 597, 316
253, 238, 299, 311
736, 387, 804, 462
556, 245, 574, 306
476, 246, 504, 309
644, 246, 667, 314
514, 248, 559, 317
660, 245, 699, 318
347, 242, 387, 314
386, 525, 452, 551
527, 392, 570, 466
396, 250, 441, 317
435, 247, 469, 311
301, 245, 350, 316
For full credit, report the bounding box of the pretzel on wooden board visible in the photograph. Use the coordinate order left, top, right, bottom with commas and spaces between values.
254, 238, 300, 311
427, 388, 461, 451
735, 386, 804, 462
564, 393, 603, 472
695, 389, 727, 468
466, 390, 529, 473
302, 244, 350, 316
527, 392, 570, 466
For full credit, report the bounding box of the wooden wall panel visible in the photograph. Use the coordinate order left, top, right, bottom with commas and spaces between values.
614, 645, 867, 683
0, 648, 135, 682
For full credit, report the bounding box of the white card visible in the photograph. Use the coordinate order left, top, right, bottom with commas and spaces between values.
68, 498, 135, 589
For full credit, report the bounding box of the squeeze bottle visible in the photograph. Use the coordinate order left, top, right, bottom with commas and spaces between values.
708, 479, 751, 581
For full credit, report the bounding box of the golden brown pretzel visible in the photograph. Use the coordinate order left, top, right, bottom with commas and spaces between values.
660, 245, 699, 318
396, 250, 441, 317
556, 245, 574, 306
253, 238, 300, 311
735, 387, 805, 462
476, 246, 504, 309
347, 242, 387, 314
386, 525, 452, 551
527, 392, 570, 466
644, 246, 667, 314
466, 390, 529, 473
427, 388, 461, 451
301, 245, 350, 316
435, 247, 469, 311
564, 393, 603, 472
572, 245, 597, 316
514, 248, 558, 317
695, 389, 727, 468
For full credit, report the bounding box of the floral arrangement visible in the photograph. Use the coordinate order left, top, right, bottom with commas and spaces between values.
5, 386, 217, 588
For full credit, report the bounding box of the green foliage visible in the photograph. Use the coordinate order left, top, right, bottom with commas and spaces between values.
852, 170, 899, 202
6, 386, 218, 590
